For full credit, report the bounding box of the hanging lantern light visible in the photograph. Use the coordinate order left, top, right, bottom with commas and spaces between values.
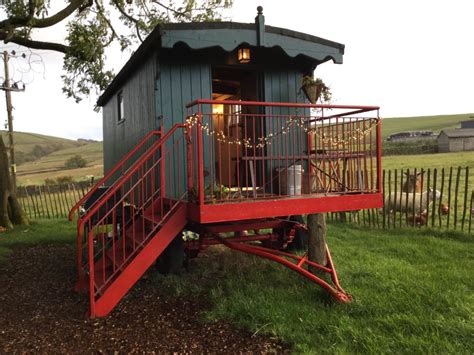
237, 48, 251, 63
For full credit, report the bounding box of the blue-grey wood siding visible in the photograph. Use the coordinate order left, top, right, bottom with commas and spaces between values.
103, 53, 157, 175
264, 68, 308, 161
156, 61, 212, 197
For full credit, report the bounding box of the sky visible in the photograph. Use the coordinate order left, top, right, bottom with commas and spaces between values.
1, 0, 473, 141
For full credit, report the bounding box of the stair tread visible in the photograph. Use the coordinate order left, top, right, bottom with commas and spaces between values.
91, 203, 187, 317
93, 226, 151, 290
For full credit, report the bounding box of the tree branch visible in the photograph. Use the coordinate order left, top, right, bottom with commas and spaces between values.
111, 0, 144, 42
28, 0, 35, 17
152, 1, 189, 17
0, 0, 90, 29
0, 32, 70, 54
93, 0, 119, 47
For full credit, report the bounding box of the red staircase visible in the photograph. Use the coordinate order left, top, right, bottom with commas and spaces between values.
70, 124, 188, 317
69, 101, 381, 317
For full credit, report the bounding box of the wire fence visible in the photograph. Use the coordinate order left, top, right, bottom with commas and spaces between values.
17, 182, 91, 219
18, 166, 473, 234
327, 166, 473, 234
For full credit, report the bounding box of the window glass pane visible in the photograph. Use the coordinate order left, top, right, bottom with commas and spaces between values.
118, 92, 124, 121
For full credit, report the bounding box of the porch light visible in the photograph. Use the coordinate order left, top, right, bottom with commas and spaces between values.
237, 48, 251, 63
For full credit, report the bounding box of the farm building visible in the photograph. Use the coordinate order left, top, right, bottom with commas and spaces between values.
70, 8, 382, 317
460, 119, 474, 129
386, 131, 435, 142
437, 129, 474, 152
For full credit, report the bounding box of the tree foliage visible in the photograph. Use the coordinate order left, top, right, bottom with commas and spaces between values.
64, 154, 87, 168
0, 0, 233, 102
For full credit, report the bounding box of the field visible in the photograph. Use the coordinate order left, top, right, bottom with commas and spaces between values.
383, 151, 474, 171
16, 142, 103, 185
1, 220, 472, 353
0, 130, 83, 155
381, 113, 473, 140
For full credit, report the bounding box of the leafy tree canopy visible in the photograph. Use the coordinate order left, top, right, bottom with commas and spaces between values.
0, 0, 233, 102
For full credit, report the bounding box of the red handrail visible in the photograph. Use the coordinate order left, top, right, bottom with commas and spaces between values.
77, 123, 186, 235
186, 99, 379, 113
68, 129, 162, 221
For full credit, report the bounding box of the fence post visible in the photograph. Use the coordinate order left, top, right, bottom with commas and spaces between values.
447, 168, 453, 229
461, 167, 469, 231
439, 168, 445, 228
431, 169, 437, 227
469, 191, 473, 235
405, 169, 410, 226
426, 168, 431, 228
454, 166, 461, 230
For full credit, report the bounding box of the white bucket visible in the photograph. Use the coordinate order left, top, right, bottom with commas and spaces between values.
287, 164, 304, 196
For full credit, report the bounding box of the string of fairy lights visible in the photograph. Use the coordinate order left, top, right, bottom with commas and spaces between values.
185, 114, 377, 149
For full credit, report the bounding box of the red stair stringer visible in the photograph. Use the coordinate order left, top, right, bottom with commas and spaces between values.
91, 203, 188, 317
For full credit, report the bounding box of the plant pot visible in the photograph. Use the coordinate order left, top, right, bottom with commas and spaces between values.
302, 83, 323, 104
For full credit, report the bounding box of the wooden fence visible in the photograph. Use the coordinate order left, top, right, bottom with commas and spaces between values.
328, 166, 473, 234
18, 166, 474, 234
17, 182, 90, 219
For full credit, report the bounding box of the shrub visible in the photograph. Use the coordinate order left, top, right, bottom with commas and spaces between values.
56, 176, 75, 184
64, 155, 87, 169
44, 178, 57, 185
382, 140, 438, 156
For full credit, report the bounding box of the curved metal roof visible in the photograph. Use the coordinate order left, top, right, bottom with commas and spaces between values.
159, 22, 344, 63
97, 14, 345, 106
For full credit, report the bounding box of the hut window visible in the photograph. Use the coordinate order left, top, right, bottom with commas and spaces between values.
117, 91, 125, 122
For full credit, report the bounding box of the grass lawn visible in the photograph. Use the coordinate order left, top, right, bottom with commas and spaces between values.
0, 220, 75, 263
1, 220, 472, 353
383, 151, 474, 171
159, 223, 474, 354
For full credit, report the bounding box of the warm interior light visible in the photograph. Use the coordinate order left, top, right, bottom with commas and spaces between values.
238, 48, 251, 63
212, 104, 224, 115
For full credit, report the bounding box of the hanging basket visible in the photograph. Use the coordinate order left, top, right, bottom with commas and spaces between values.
302, 83, 324, 104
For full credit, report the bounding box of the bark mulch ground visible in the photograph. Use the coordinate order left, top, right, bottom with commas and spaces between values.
0, 245, 289, 353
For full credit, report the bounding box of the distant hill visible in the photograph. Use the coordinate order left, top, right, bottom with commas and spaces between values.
0, 130, 89, 165
0, 130, 84, 154
17, 141, 103, 185
0, 130, 103, 185
381, 113, 473, 140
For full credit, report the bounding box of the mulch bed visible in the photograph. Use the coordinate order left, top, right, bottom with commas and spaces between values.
0, 245, 289, 353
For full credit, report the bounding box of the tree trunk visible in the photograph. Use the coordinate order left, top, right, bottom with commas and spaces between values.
0, 136, 28, 229
307, 213, 327, 274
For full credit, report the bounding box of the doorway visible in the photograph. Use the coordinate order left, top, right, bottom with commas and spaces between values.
211, 67, 260, 187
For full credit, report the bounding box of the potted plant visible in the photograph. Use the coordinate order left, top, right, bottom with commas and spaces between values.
301, 76, 332, 104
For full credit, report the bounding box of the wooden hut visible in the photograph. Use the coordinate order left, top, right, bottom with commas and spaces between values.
70, 7, 382, 317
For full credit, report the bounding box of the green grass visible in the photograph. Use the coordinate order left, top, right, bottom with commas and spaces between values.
158, 224, 474, 353
0, 130, 103, 185
17, 142, 103, 185
0, 220, 75, 263
0, 130, 83, 155
1, 220, 472, 352
381, 113, 473, 140
383, 151, 474, 171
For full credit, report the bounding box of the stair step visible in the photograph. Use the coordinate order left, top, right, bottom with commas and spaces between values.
93, 259, 112, 292
91, 203, 187, 317
91, 211, 167, 294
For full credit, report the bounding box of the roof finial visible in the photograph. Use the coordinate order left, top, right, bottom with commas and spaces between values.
257, 6, 263, 15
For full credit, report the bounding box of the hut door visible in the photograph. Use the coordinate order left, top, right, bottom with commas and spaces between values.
211, 68, 259, 187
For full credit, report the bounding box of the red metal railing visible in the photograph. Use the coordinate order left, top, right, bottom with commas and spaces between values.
68, 129, 163, 221
186, 100, 381, 205
76, 124, 187, 307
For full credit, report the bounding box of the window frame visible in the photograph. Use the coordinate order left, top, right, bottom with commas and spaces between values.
117, 91, 125, 123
